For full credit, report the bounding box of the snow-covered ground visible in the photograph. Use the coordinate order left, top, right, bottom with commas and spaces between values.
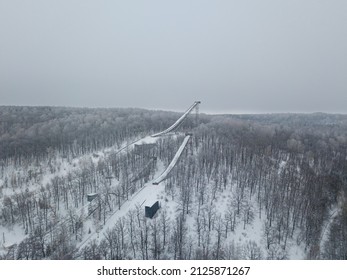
77, 160, 167, 251
0, 130, 309, 259
319, 199, 342, 258
0, 134, 161, 254
0, 224, 26, 253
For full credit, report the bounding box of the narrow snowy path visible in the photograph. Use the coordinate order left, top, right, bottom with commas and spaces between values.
319, 201, 342, 257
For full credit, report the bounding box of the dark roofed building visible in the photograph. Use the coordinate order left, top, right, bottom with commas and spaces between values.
145, 200, 160, 219
87, 193, 98, 202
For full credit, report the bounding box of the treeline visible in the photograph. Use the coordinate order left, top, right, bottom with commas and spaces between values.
0, 106, 205, 165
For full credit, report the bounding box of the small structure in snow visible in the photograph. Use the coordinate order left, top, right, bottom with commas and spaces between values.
145, 200, 160, 219
87, 193, 98, 202
134, 143, 156, 155
2, 242, 17, 251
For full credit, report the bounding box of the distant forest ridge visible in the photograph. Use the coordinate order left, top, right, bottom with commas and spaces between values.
0, 106, 200, 162
1, 105, 346, 162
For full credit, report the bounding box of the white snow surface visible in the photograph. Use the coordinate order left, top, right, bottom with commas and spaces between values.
77, 160, 166, 250
0, 132, 307, 259
0, 224, 26, 253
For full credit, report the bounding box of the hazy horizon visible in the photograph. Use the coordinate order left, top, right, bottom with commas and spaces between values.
2, 103, 347, 116
1, 1, 346, 113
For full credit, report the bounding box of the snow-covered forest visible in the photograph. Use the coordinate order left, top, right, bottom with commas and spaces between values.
0, 106, 347, 260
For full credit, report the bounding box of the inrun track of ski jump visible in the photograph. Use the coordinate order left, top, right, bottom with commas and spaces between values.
152, 134, 191, 185
151, 101, 200, 137
151, 101, 200, 183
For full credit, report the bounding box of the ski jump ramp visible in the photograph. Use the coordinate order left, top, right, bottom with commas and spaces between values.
152, 135, 191, 185
151, 101, 200, 137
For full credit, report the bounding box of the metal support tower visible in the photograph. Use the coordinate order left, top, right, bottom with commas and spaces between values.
195, 102, 199, 127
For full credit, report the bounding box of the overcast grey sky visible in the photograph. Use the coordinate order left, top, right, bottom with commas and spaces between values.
0, 0, 346, 113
